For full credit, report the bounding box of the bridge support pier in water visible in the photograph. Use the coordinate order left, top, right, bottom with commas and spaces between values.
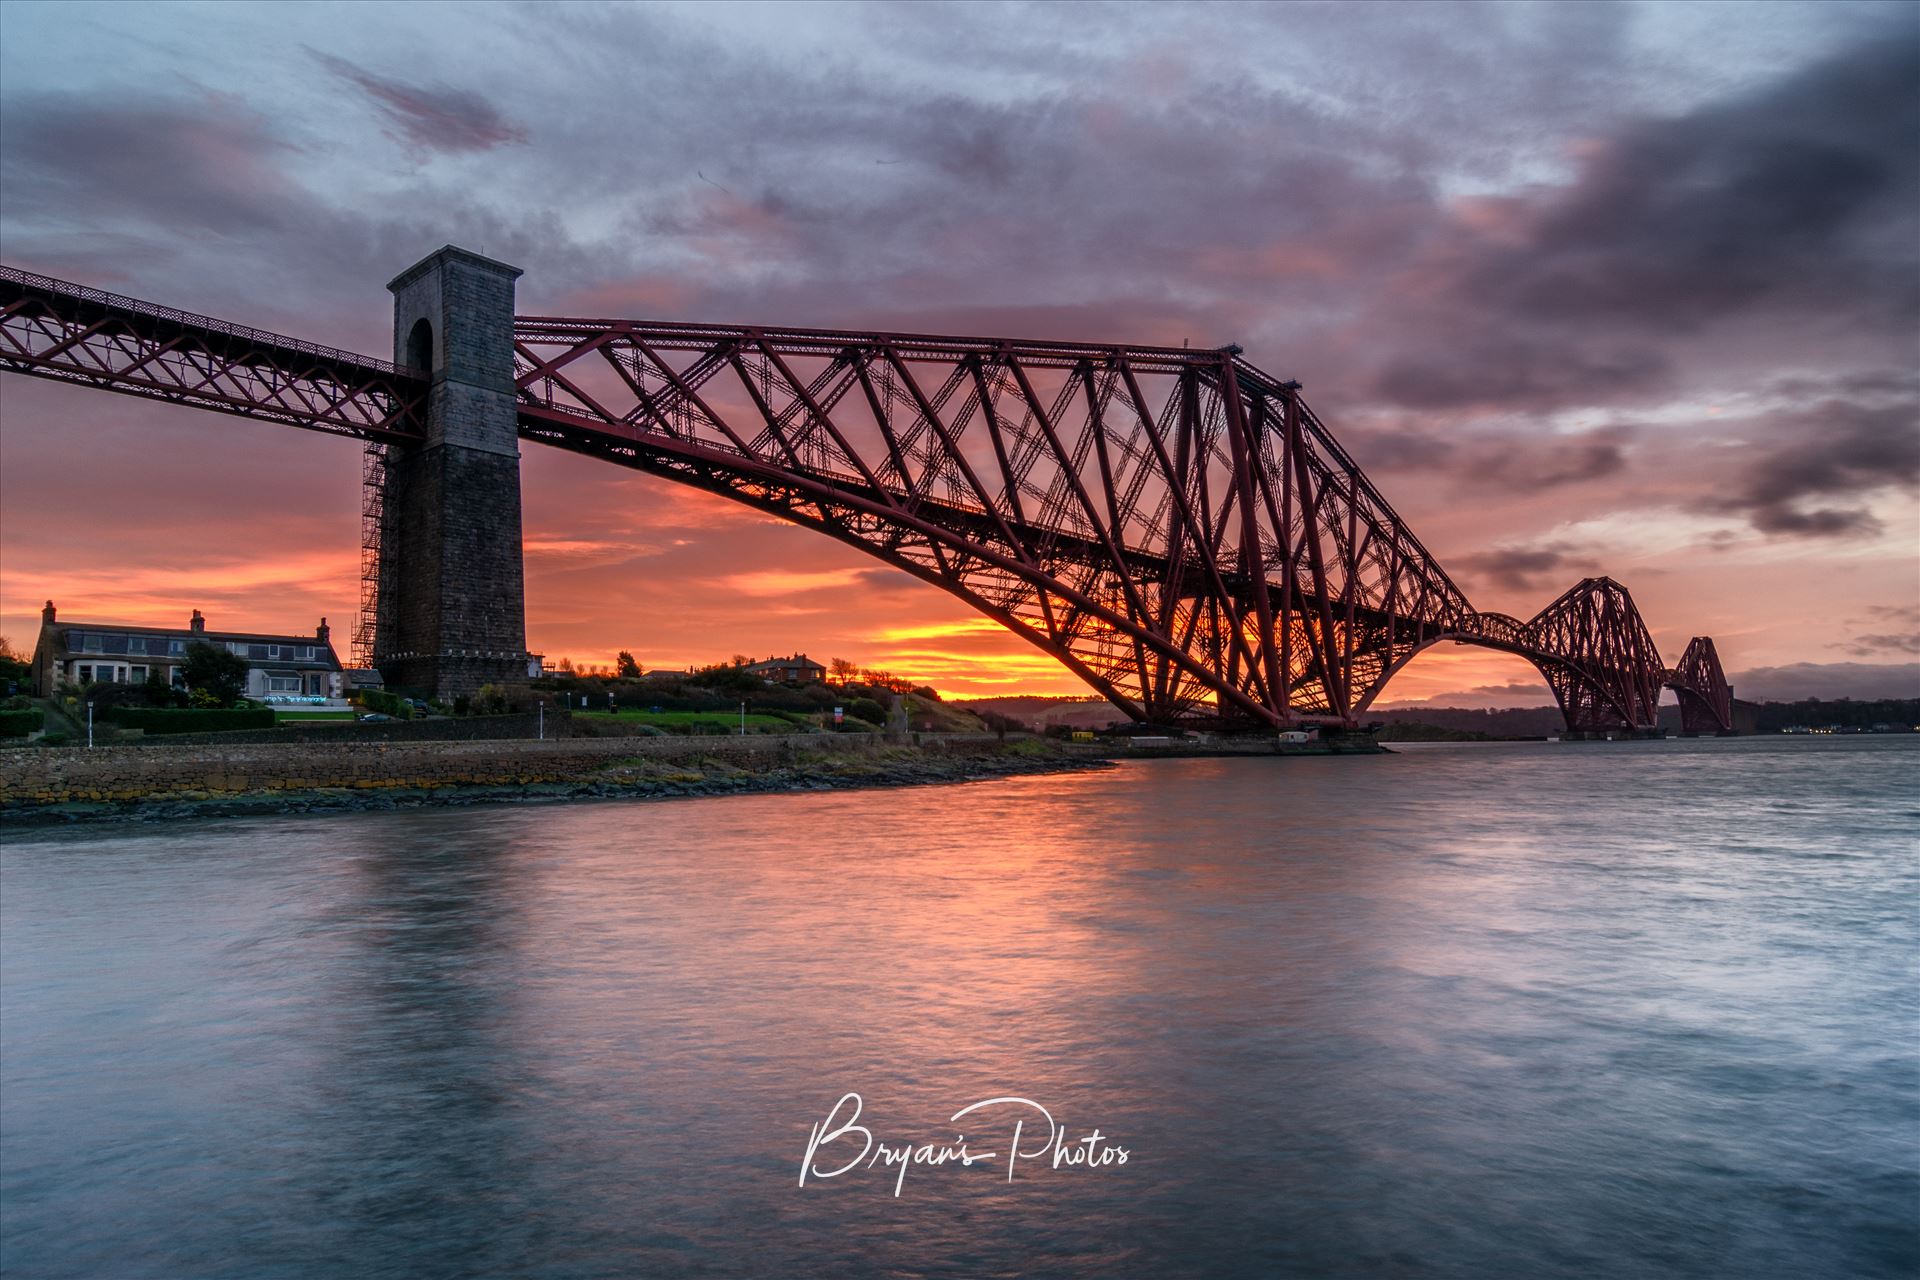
376, 246, 531, 699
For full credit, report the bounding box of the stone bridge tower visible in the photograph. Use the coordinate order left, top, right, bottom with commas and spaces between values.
376, 246, 529, 698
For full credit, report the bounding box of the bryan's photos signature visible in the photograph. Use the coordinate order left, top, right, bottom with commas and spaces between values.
800, 1092, 1131, 1196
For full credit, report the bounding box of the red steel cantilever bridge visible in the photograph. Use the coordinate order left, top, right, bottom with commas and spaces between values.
0, 253, 1733, 737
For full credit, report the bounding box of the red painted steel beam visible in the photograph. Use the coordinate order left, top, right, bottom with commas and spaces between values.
0, 264, 1732, 732
0, 266, 424, 443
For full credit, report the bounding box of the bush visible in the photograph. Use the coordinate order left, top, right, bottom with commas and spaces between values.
846, 697, 887, 725
104, 707, 275, 735
0, 708, 43, 736
354, 688, 413, 719
77, 681, 158, 714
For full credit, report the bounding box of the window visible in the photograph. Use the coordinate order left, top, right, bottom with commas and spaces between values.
248, 644, 270, 660
76, 664, 92, 683
169, 640, 186, 655
299, 646, 316, 660
81, 632, 103, 653
268, 645, 282, 658
267, 674, 301, 692
129, 666, 148, 683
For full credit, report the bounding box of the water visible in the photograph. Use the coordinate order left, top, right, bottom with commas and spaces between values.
2, 737, 1915, 1279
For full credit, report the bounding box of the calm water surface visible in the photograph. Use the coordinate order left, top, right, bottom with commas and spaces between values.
2, 737, 1916, 1278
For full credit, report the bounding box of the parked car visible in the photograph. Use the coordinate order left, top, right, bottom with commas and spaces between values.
358, 712, 394, 723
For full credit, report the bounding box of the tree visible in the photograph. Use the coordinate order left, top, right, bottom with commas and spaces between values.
829, 657, 858, 684
0, 636, 27, 689
180, 641, 249, 707
616, 651, 642, 679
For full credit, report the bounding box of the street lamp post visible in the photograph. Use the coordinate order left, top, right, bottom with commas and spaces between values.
86, 701, 93, 750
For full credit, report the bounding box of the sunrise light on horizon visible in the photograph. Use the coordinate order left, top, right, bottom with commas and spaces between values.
2, 1, 1915, 708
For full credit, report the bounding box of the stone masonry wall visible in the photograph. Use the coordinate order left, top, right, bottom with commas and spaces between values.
380, 247, 528, 700
0, 734, 892, 808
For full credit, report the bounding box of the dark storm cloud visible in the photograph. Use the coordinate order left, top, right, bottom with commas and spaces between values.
312, 51, 527, 154
1730, 661, 1920, 700
1709, 395, 1920, 537
1373, 340, 1672, 412
1340, 421, 1629, 498
0, 91, 295, 235
1454, 541, 1596, 593
1488, 33, 1920, 331
1842, 633, 1920, 657
1365, 28, 1919, 413
1837, 604, 1920, 656
0, 83, 598, 353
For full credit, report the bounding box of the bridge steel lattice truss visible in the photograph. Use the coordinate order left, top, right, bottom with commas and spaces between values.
0, 265, 1733, 736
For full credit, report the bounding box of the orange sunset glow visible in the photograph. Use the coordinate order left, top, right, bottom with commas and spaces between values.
1, 4, 1915, 710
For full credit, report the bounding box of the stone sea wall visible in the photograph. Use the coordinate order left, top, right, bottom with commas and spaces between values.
0, 734, 897, 808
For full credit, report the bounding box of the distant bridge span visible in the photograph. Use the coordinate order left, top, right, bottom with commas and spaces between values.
0, 251, 1733, 736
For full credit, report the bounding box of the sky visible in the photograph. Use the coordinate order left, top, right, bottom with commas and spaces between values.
0, 0, 1915, 706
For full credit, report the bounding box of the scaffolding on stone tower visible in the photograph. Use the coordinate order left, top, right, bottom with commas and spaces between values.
352, 441, 394, 669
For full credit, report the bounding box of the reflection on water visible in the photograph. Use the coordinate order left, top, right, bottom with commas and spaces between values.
2, 737, 1916, 1279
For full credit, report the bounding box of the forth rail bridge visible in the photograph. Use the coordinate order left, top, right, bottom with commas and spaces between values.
0, 246, 1734, 738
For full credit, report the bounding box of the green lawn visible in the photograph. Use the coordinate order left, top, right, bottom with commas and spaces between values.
273, 710, 357, 722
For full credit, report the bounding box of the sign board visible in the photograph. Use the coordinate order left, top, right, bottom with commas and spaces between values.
833, 706, 844, 724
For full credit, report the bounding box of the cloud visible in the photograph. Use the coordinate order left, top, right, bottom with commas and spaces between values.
1, 4, 1915, 701
1837, 603, 1920, 656
1708, 394, 1920, 537
312, 51, 527, 154
1454, 541, 1597, 593
1841, 633, 1920, 657
1728, 662, 1920, 701
1476, 33, 1919, 334
721, 569, 877, 598
0, 89, 297, 236
1363, 29, 1919, 413
1378, 681, 1556, 711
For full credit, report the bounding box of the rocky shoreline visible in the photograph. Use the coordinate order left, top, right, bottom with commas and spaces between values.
0, 744, 1113, 828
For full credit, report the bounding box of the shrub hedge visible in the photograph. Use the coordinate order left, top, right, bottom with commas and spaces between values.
104, 707, 276, 735
0, 707, 44, 736
354, 689, 413, 719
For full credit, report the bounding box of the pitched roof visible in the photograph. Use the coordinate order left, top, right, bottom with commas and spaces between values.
53, 621, 329, 647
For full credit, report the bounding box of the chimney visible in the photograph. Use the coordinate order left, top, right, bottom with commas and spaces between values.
317, 617, 331, 645
41, 600, 55, 625
190, 609, 206, 635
